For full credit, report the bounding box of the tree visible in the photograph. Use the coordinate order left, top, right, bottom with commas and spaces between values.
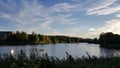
20, 31, 29, 42
29, 32, 39, 43
98, 32, 120, 45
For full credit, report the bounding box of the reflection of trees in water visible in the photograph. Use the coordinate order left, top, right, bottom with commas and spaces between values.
29, 48, 46, 57
100, 48, 120, 57
111, 50, 120, 57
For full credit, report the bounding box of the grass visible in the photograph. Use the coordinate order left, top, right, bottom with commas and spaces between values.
0, 50, 120, 68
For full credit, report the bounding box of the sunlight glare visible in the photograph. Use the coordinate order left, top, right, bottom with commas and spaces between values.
11, 49, 14, 55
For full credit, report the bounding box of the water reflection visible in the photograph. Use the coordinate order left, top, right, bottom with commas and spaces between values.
10, 49, 14, 55
100, 48, 120, 57
112, 50, 120, 57
0, 43, 120, 59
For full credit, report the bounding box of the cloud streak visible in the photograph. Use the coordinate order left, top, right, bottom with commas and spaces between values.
86, 0, 120, 15
87, 5, 120, 15
116, 14, 120, 18
87, 0, 117, 12
0, 0, 80, 34
85, 19, 120, 38
0, 0, 120, 37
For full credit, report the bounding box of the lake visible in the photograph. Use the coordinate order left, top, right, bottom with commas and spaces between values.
0, 43, 120, 59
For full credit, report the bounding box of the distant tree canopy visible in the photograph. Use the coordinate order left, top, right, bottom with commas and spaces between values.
6, 31, 29, 43
98, 32, 120, 45
3, 31, 98, 45
2, 31, 120, 45
29, 32, 39, 43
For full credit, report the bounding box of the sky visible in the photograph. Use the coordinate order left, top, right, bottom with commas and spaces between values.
0, 0, 120, 38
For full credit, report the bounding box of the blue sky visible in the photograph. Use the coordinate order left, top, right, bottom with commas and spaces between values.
0, 0, 120, 38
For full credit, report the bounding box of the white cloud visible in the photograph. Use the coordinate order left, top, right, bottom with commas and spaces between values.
61, 26, 90, 37
116, 14, 120, 18
52, 14, 79, 24
86, 0, 120, 15
89, 28, 96, 31
41, 17, 53, 29
84, 19, 120, 38
0, 0, 120, 37
0, 14, 12, 18
51, 2, 82, 13
52, 3, 75, 12
0, 0, 81, 34
87, 5, 120, 15
68, 19, 120, 38
0, 0, 51, 33
87, 0, 117, 12
100, 19, 120, 34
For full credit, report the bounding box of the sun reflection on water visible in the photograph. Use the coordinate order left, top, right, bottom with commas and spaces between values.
10, 49, 14, 55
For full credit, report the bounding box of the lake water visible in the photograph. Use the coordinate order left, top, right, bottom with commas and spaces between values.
0, 43, 120, 59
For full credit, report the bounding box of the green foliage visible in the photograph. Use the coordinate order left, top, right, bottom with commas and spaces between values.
29, 32, 39, 43
43, 36, 51, 43
99, 32, 120, 45
0, 51, 120, 68
98, 32, 120, 49
4, 31, 120, 46
6, 31, 29, 44
3, 31, 98, 45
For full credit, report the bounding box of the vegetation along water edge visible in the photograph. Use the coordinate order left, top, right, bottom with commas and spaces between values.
0, 50, 120, 68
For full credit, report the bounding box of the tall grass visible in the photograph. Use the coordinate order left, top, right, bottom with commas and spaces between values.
0, 50, 120, 68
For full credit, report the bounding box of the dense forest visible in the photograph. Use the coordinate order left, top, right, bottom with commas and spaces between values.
0, 31, 97, 45
98, 32, 120, 44
98, 32, 120, 49
0, 31, 120, 46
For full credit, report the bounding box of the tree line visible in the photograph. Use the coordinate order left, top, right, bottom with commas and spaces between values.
1, 31, 120, 45
0, 31, 97, 45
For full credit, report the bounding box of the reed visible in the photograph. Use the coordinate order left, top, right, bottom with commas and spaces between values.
0, 50, 120, 68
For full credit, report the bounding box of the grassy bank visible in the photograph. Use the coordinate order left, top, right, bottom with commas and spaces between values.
0, 51, 120, 68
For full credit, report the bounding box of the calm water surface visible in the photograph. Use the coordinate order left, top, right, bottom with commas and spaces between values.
0, 43, 120, 58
